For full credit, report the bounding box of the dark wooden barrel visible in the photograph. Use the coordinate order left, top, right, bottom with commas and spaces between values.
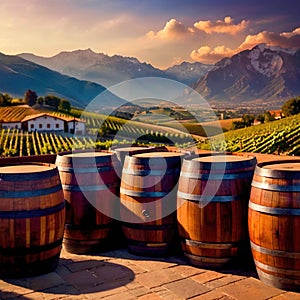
0, 163, 65, 278
177, 154, 257, 268
56, 150, 120, 254
249, 160, 300, 291
120, 152, 183, 256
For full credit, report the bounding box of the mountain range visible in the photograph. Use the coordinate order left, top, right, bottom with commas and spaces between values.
1, 44, 300, 109
0, 53, 126, 109
194, 44, 300, 103
19, 49, 212, 87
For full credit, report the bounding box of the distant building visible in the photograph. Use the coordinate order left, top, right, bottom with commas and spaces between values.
253, 120, 262, 126
269, 110, 283, 120
0, 113, 85, 134
22, 113, 65, 132
1, 121, 22, 129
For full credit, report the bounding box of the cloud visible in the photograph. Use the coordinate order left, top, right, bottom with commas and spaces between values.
239, 27, 300, 50
191, 46, 236, 64
191, 27, 300, 64
147, 18, 193, 40
193, 16, 249, 35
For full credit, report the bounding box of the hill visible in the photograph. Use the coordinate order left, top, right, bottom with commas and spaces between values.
0, 53, 125, 109
193, 44, 300, 105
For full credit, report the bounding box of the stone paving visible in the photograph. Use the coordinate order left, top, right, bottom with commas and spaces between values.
1, 246, 300, 300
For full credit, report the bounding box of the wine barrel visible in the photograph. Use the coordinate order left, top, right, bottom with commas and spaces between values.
177, 154, 257, 268
56, 150, 120, 254
0, 163, 65, 278
249, 160, 300, 291
120, 152, 183, 256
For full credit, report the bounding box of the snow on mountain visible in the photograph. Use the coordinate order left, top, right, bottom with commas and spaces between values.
193, 44, 300, 103
19, 49, 213, 87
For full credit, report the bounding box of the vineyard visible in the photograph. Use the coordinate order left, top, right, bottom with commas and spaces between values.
204, 113, 300, 155
0, 128, 130, 157
1, 105, 300, 157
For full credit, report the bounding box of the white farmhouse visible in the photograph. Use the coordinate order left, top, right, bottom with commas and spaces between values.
67, 119, 85, 135
22, 113, 65, 132
21, 113, 85, 134
1, 121, 22, 129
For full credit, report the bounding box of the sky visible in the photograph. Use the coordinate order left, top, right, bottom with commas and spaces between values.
0, 0, 299, 69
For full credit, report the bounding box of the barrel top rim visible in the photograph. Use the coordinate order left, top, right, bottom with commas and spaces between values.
192, 155, 254, 163
263, 162, 300, 171
0, 165, 54, 173
133, 152, 183, 158
63, 152, 112, 158
114, 147, 150, 151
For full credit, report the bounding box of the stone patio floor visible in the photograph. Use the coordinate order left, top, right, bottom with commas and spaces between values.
1, 246, 300, 300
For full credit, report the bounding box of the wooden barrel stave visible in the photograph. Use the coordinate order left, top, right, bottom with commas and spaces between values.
249, 160, 300, 291
0, 163, 65, 278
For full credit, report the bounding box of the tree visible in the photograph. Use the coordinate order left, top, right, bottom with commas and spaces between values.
37, 96, 44, 105
256, 114, 265, 124
0, 93, 5, 106
231, 120, 245, 130
0, 93, 12, 106
24, 89, 38, 106
242, 114, 255, 127
282, 96, 300, 116
58, 99, 71, 112
44, 95, 61, 109
264, 111, 275, 122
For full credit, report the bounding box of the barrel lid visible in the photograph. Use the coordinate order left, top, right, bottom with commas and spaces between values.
114, 147, 150, 152
193, 155, 253, 163
263, 162, 300, 171
133, 152, 183, 158
63, 152, 112, 158
188, 154, 256, 171
0, 165, 53, 173
255, 160, 300, 179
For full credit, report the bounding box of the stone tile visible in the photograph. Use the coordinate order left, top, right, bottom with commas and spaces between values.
63, 269, 103, 290
106, 258, 147, 275
129, 259, 177, 272
216, 277, 283, 300
125, 281, 144, 290
152, 286, 182, 300
163, 278, 211, 299
128, 286, 152, 297
90, 262, 135, 282
0, 280, 33, 295
204, 274, 245, 289
192, 271, 225, 284
84, 286, 128, 299
40, 283, 80, 296
270, 292, 300, 300
55, 264, 72, 278
6, 272, 65, 291
19, 290, 76, 300
100, 290, 137, 300
66, 259, 106, 273
138, 293, 162, 300
0, 291, 32, 299
135, 269, 182, 289
169, 264, 206, 278
190, 291, 237, 300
